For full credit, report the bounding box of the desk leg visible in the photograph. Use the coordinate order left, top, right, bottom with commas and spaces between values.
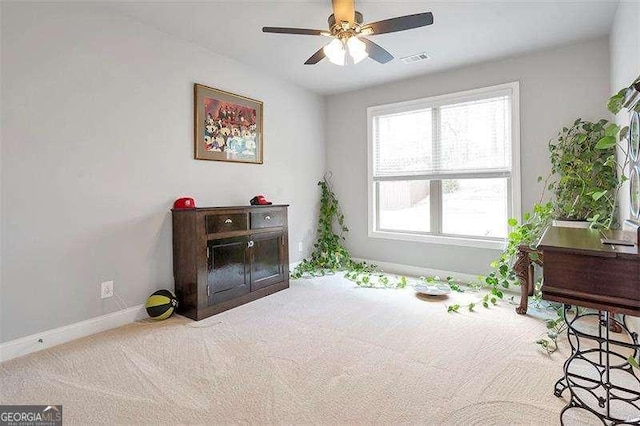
514, 250, 530, 315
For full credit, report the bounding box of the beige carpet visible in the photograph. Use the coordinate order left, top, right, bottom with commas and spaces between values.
1, 276, 574, 424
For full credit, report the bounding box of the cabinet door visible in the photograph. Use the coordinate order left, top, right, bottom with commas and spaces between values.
207, 236, 250, 305
250, 232, 285, 291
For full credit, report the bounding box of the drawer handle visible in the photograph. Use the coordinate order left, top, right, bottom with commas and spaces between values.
265, 215, 271, 221
224, 218, 233, 224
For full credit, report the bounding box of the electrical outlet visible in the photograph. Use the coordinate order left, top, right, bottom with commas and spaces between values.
298, 242, 303, 252
100, 281, 114, 299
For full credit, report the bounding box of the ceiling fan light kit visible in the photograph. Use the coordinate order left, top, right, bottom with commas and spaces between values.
323, 36, 368, 66
262, 0, 434, 66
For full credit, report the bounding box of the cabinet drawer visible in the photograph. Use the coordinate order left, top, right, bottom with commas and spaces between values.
206, 213, 247, 234
251, 210, 284, 229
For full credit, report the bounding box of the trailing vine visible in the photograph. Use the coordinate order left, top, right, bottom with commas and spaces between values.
290, 177, 356, 277
291, 176, 408, 288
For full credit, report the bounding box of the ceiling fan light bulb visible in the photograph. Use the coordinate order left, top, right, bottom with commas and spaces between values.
323, 38, 346, 66
347, 37, 368, 64
350, 49, 368, 64
347, 36, 366, 52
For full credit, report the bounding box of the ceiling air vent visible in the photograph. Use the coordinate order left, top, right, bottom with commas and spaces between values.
401, 52, 430, 64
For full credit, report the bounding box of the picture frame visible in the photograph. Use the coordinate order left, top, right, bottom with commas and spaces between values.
194, 83, 263, 164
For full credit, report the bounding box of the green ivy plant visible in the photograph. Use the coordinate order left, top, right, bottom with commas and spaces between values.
548, 118, 624, 229
291, 177, 407, 288
290, 178, 361, 277
536, 306, 569, 355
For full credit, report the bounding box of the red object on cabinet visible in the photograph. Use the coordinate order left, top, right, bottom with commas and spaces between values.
173, 197, 196, 209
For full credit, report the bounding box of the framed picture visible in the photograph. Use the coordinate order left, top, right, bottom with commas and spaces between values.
194, 83, 263, 164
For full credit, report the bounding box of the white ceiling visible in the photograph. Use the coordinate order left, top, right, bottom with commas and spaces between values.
107, 0, 620, 95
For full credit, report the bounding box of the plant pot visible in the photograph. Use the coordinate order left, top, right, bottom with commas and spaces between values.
552, 219, 591, 229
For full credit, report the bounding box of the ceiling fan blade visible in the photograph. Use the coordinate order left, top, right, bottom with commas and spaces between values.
361, 38, 393, 64
331, 0, 355, 25
304, 46, 326, 65
262, 27, 327, 36
363, 12, 433, 35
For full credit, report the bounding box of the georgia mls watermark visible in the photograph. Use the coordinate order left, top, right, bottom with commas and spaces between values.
0, 405, 62, 426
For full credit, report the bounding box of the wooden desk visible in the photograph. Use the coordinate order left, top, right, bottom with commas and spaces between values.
539, 224, 640, 424
540, 226, 640, 316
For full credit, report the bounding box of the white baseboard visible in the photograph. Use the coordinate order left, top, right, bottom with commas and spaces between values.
0, 304, 146, 363
352, 258, 479, 284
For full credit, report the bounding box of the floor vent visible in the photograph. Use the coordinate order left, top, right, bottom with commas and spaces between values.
401, 52, 430, 64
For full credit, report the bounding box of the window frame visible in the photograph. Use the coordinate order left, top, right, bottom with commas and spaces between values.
366, 81, 521, 250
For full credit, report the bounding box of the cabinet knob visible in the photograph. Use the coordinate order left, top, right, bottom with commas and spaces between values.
224, 218, 233, 224
265, 215, 271, 221
248, 240, 254, 248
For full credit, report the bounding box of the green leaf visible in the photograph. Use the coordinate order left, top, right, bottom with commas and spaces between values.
607, 90, 625, 114
396, 276, 407, 289
507, 218, 518, 227
468, 303, 475, 312
591, 190, 608, 201
629, 356, 640, 369
595, 136, 617, 150
536, 339, 549, 347
620, 126, 630, 141
447, 304, 460, 313
605, 123, 620, 137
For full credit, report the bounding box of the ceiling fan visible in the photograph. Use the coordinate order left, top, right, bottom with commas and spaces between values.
262, 0, 434, 66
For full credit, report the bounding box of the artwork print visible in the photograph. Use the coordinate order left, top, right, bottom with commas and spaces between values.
194, 84, 263, 163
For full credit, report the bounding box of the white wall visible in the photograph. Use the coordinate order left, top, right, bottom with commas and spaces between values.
326, 38, 611, 275
610, 1, 640, 223
0, 3, 325, 343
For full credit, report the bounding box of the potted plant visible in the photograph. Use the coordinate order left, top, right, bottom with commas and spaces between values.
548, 118, 621, 229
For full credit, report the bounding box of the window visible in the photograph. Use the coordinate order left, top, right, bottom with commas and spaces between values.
367, 82, 520, 249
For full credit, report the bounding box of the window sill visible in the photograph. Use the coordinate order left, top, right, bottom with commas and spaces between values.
369, 230, 506, 250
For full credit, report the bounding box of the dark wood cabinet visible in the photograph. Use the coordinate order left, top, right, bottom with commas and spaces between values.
172, 205, 289, 320
250, 231, 286, 291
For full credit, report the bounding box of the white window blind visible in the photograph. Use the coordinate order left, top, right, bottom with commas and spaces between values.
373, 94, 511, 179
367, 82, 520, 248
